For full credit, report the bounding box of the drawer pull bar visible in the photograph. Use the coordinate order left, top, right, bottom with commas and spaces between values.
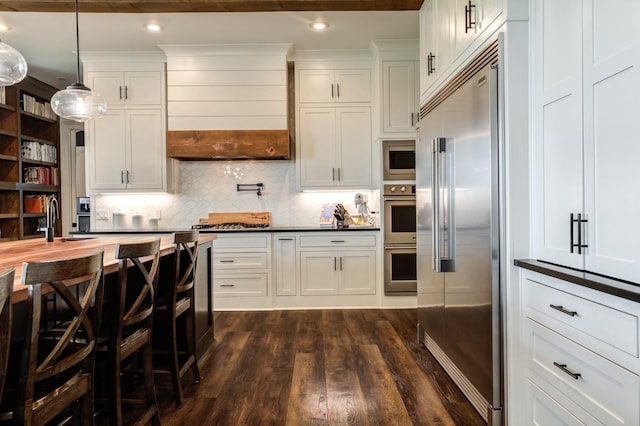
549, 304, 578, 317
330, 240, 345, 243
219, 260, 235, 263
553, 362, 581, 380
220, 284, 235, 287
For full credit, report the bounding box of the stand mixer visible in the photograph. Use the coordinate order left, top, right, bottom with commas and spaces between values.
354, 193, 372, 225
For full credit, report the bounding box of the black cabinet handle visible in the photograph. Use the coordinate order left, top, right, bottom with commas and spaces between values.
427, 53, 436, 76
465, 1, 477, 33
220, 284, 235, 287
331, 84, 334, 99
219, 260, 235, 263
330, 240, 345, 243
336, 83, 340, 98
553, 362, 581, 380
119, 86, 123, 100
570, 213, 588, 254
550, 304, 578, 317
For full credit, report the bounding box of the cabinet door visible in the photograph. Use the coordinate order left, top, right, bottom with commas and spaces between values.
334, 69, 371, 103
452, 0, 478, 60
336, 107, 372, 187
339, 251, 376, 295
88, 110, 127, 190
582, 0, 640, 282
127, 110, 164, 190
87, 71, 125, 106
420, 0, 438, 95
300, 251, 338, 295
383, 61, 419, 133
274, 236, 297, 296
124, 71, 162, 106
298, 69, 334, 103
298, 107, 337, 188
532, 0, 584, 269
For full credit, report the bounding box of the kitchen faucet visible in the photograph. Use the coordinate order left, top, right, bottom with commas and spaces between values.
39, 196, 58, 242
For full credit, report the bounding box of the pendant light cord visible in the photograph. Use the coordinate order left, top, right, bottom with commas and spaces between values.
75, 0, 81, 84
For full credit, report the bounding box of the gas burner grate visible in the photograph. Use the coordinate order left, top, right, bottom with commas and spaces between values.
192, 222, 271, 230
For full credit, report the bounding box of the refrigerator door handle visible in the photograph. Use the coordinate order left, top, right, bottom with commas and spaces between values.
431, 138, 441, 272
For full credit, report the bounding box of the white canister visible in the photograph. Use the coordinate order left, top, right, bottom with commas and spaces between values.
148, 217, 159, 230
112, 212, 127, 230
131, 214, 144, 230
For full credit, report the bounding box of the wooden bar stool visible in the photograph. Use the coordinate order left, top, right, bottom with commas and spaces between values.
103, 238, 161, 426
0, 267, 15, 407
15, 251, 105, 425
153, 230, 201, 407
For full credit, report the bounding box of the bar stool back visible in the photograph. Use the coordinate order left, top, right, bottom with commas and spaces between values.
154, 230, 201, 407
16, 251, 104, 425
0, 267, 15, 405
107, 238, 161, 426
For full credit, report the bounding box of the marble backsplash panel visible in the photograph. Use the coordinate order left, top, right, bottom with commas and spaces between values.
91, 160, 379, 230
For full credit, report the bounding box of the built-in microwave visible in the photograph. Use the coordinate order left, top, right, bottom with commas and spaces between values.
382, 140, 415, 181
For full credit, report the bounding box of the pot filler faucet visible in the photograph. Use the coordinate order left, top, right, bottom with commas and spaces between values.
39, 196, 58, 242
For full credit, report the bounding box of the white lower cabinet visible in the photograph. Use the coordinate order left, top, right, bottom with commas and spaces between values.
212, 234, 271, 309
273, 234, 297, 296
300, 250, 376, 296
521, 270, 640, 425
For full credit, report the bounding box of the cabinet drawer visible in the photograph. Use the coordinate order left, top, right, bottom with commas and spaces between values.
213, 252, 267, 270
299, 234, 376, 248
524, 275, 639, 360
525, 319, 640, 426
525, 378, 598, 426
213, 235, 269, 249
214, 273, 267, 297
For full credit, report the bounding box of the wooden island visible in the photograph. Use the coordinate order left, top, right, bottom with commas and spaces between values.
0, 234, 217, 358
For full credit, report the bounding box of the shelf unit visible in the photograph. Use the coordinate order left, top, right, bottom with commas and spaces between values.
0, 76, 60, 241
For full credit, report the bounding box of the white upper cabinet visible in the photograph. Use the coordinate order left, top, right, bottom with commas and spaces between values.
382, 60, 420, 134
86, 70, 162, 106
532, 0, 640, 282
297, 106, 372, 189
298, 69, 371, 104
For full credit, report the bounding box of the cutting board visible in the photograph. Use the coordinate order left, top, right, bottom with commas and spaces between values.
201, 212, 271, 225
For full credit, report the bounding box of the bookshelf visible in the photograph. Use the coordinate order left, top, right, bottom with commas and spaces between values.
0, 76, 60, 241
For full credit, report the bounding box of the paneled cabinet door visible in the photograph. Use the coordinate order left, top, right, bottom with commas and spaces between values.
298, 69, 371, 104
532, 0, 640, 282
86, 70, 162, 106
339, 251, 376, 295
382, 61, 420, 133
582, 0, 640, 282
300, 252, 339, 296
298, 106, 372, 189
532, 0, 584, 270
420, 0, 438, 95
274, 236, 297, 296
88, 109, 164, 191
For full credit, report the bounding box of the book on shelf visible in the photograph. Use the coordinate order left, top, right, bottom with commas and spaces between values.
24, 194, 56, 214
21, 140, 57, 163
21, 93, 56, 120
23, 166, 58, 185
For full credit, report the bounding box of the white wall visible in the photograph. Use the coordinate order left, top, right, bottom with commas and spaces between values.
91, 160, 379, 230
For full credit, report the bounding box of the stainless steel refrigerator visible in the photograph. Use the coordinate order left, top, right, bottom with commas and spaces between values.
416, 44, 503, 425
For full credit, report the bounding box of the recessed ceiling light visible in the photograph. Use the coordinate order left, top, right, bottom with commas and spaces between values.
145, 23, 162, 32
310, 21, 329, 31
0, 25, 10, 32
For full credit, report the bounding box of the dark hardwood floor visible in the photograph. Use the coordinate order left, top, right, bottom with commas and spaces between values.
155, 309, 485, 425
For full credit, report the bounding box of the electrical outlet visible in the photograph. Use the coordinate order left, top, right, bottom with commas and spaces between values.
154, 210, 161, 219
96, 210, 109, 220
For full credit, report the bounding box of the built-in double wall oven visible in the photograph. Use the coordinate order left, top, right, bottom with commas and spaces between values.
383, 183, 417, 294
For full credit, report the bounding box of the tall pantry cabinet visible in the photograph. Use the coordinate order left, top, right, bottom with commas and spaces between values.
295, 52, 374, 190
0, 77, 60, 241
82, 53, 169, 193
531, 0, 640, 283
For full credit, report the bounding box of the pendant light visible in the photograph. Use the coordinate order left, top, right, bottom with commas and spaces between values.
0, 39, 27, 86
51, 0, 106, 122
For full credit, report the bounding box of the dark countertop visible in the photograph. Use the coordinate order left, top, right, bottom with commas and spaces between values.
72, 226, 380, 235
515, 259, 640, 303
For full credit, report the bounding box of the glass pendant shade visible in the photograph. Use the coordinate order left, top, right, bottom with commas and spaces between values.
0, 41, 27, 86
51, 83, 107, 122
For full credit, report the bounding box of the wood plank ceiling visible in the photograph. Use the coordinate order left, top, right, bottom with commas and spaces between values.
0, 1, 424, 13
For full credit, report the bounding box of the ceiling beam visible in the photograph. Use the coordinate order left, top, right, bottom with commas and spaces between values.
0, 1, 424, 13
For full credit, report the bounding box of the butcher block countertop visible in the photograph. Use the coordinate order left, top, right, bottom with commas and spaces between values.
0, 235, 217, 304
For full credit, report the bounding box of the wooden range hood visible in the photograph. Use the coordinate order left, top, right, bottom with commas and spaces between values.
166, 129, 290, 160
